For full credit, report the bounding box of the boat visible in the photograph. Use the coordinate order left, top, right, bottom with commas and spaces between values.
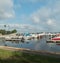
51, 36, 60, 40
46, 36, 60, 43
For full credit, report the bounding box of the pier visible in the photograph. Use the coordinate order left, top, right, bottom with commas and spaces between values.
46, 40, 60, 43
5, 39, 21, 41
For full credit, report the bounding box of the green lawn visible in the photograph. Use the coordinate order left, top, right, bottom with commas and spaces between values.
0, 49, 60, 63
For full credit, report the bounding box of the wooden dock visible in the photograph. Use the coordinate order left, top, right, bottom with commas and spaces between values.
5, 37, 25, 42
5, 39, 21, 41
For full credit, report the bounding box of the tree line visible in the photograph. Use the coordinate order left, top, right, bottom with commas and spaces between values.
0, 29, 17, 35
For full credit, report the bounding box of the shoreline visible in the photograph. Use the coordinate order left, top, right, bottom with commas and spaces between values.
0, 46, 60, 58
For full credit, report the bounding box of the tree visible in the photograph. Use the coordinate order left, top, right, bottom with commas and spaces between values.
0, 29, 17, 35
0, 29, 6, 35
4, 25, 6, 28
11, 29, 17, 33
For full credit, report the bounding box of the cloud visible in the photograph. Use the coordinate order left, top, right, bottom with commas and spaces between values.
1, 0, 59, 32
29, 0, 60, 32
0, 0, 15, 19
14, 0, 60, 32
0, 24, 40, 32
46, 19, 56, 26
31, 14, 40, 23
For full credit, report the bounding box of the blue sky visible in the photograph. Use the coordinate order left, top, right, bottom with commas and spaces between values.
0, 0, 60, 32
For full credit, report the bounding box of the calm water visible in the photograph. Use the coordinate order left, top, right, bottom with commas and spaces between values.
0, 36, 60, 52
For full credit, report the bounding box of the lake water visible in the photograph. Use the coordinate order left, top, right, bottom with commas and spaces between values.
0, 36, 60, 52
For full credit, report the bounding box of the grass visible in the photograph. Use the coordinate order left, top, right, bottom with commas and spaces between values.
0, 49, 60, 63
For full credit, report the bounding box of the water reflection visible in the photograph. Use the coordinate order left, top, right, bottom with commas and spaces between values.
0, 37, 60, 52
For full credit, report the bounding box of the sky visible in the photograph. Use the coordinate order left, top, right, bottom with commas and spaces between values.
0, 0, 60, 32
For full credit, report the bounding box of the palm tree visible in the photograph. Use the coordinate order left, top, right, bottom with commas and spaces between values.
4, 25, 6, 30
4, 25, 6, 34
4, 25, 6, 28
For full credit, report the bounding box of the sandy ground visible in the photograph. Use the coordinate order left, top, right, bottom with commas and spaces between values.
0, 46, 60, 58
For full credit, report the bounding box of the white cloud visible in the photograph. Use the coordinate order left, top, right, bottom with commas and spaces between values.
46, 19, 56, 26
31, 14, 40, 23
30, 7, 51, 23
0, 0, 15, 19
29, 0, 60, 31
47, 19, 52, 25
0, 24, 42, 32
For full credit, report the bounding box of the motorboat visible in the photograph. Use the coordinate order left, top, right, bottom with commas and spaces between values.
46, 36, 60, 43
51, 36, 60, 41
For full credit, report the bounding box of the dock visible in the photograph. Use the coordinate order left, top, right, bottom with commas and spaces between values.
46, 40, 60, 43
5, 39, 21, 41
5, 37, 25, 42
